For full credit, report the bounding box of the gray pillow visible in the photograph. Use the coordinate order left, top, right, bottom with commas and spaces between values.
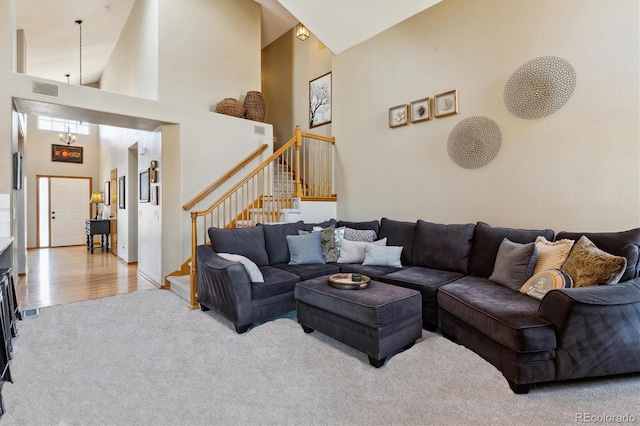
489, 238, 538, 290
344, 228, 376, 242
363, 244, 403, 268
286, 232, 325, 265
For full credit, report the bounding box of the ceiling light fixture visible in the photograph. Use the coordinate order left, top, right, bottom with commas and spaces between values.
101, 6, 110, 12
75, 19, 83, 85
296, 23, 309, 41
59, 124, 76, 146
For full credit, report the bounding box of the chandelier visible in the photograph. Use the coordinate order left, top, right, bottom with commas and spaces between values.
59, 125, 76, 145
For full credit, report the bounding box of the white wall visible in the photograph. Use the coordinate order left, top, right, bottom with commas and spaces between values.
24, 116, 100, 248
157, 0, 261, 110
100, 0, 158, 100
332, 0, 640, 232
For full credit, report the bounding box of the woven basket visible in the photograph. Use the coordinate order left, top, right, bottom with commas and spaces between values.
216, 98, 245, 117
244, 91, 266, 122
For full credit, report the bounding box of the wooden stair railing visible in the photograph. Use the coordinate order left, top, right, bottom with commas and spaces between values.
182, 143, 269, 211
179, 126, 335, 309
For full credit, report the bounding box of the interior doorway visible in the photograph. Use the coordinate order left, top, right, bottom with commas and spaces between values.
37, 176, 91, 247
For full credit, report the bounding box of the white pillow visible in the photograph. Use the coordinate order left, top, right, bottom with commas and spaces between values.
337, 238, 387, 264
363, 244, 403, 268
218, 253, 264, 283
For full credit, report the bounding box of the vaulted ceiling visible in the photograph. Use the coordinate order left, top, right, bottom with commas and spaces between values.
16, 0, 440, 85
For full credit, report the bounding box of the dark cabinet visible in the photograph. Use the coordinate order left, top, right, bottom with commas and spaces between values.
86, 219, 111, 254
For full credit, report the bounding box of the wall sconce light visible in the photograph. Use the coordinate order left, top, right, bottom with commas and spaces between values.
296, 23, 309, 41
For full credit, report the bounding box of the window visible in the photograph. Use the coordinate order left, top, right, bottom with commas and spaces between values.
37, 116, 90, 135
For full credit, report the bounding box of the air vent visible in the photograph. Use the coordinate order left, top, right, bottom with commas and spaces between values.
32, 81, 59, 97
254, 125, 265, 135
22, 308, 39, 318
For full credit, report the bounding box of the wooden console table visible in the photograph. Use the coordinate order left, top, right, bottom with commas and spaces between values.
86, 219, 110, 254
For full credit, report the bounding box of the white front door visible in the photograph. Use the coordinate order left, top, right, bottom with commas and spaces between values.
50, 177, 90, 247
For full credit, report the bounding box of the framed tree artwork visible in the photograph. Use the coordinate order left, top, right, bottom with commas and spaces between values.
309, 72, 332, 128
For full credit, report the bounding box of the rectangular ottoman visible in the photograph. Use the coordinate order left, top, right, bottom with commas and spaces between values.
295, 276, 422, 367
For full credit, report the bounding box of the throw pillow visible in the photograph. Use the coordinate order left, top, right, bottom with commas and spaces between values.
561, 236, 627, 287
344, 228, 376, 242
217, 253, 264, 283
488, 238, 538, 290
334, 226, 346, 256
533, 236, 574, 274
286, 232, 325, 265
363, 244, 403, 268
337, 238, 387, 264
520, 269, 573, 300
298, 225, 338, 263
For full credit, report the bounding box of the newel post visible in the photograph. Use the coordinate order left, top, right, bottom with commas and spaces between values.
294, 125, 303, 198
189, 211, 199, 310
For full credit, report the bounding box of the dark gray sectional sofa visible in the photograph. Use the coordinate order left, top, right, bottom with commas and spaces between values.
196, 218, 640, 393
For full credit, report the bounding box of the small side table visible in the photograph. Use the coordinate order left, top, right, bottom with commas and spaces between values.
85, 219, 110, 254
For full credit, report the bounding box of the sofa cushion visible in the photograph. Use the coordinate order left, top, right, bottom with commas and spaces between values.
338, 263, 409, 281
556, 228, 640, 281
469, 222, 554, 278
561, 236, 627, 287
286, 232, 325, 265
252, 266, 301, 299
382, 266, 465, 330
378, 218, 416, 266
411, 220, 476, 274
533, 236, 574, 274
209, 225, 269, 267
262, 221, 305, 265
337, 220, 380, 234
274, 263, 339, 281
488, 238, 538, 290
437, 276, 557, 353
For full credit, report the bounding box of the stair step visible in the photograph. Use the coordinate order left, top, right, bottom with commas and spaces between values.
235, 220, 255, 228
167, 275, 190, 303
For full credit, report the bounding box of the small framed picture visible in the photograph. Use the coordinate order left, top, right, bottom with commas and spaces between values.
389, 104, 408, 128
118, 176, 126, 209
309, 72, 332, 128
104, 181, 110, 206
410, 98, 431, 123
434, 90, 458, 118
139, 169, 150, 203
151, 186, 159, 206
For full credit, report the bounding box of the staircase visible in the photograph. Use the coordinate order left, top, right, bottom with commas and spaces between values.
167, 126, 336, 308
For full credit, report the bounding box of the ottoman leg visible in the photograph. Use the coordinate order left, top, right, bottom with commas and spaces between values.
301, 324, 314, 333
368, 356, 387, 368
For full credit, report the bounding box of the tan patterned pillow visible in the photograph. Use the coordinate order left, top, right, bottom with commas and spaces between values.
562, 236, 627, 288
533, 236, 574, 274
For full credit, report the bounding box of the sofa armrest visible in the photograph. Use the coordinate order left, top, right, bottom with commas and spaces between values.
537, 278, 640, 380
196, 245, 253, 329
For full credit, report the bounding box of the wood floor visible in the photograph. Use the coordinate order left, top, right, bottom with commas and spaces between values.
17, 245, 158, 310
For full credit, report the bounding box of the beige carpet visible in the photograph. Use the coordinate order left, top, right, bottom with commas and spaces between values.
0, 289, 638, 425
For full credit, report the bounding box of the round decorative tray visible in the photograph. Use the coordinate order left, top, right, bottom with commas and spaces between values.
328, 273, 371, 290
